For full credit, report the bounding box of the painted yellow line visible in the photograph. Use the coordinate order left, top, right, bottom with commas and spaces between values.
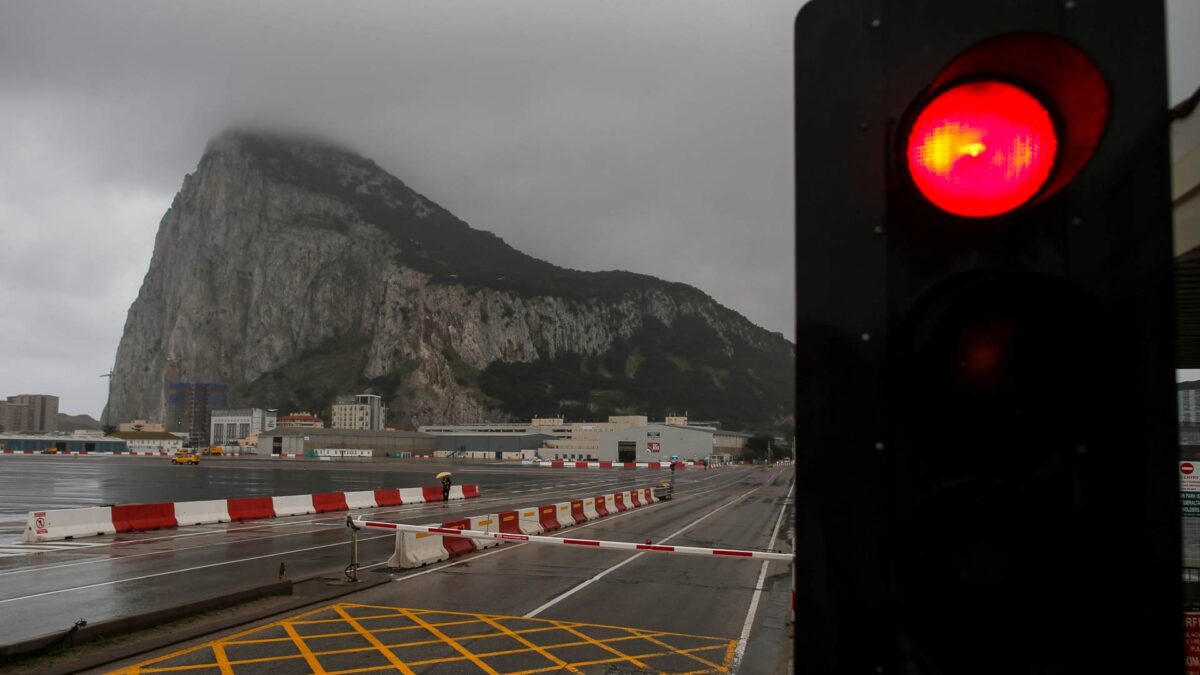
723, 638, 738, 670
114, 602, 738, 674
333, 604, 419, 675
211, 642, 235, 675
282, 618, 329, 674
384, 604, 733, 643
633, 631, 730, 671
478, 615, 581, 674
555, 623, 653, 671
110, 604, 332, 673
400, 607, 502, 673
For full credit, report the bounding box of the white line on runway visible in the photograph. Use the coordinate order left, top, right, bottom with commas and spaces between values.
0, 469, 749, 598
522, 482, 762, 618
0, 533, 395, 604
0, 473, 714, 577
732, 478, 794, 673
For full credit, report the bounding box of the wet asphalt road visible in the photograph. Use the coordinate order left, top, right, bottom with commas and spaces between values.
0, 457, 793, 672
0, 456, 540, 524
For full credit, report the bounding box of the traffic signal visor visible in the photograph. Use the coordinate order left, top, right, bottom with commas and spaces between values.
907, 81, 1058, 218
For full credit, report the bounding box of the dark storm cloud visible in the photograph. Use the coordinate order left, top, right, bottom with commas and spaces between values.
0, 1, 798, 417
1, 0, 1196, 417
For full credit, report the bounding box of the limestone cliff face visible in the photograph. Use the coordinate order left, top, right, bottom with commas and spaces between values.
104, 131, 793, 430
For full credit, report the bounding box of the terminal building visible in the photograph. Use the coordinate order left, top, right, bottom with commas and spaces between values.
418, 417, 570, 459
210, 408, 277, 446
419, 415, 753, 462
253, 427, 435, 457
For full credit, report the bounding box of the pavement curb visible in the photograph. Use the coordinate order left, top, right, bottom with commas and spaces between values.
0, 573, 389, 674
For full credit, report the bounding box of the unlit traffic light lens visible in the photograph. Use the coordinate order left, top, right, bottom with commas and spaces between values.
907, 81, 1058, 218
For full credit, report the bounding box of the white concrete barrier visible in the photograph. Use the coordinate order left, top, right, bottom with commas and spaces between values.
582, 497, 600, 521
343, 491, 377, 510
23, 507, 115, 543
554, 501, 575, 528
272, 494, 316, 517
398, 487, 426, 504
603, 494, 617, 514
174, 499, 230, 525
468, 514, 503, 549
448, 485, 466, 500
517, 508, 544, 535
386, 524, 449, 568
619, 491, 634, 509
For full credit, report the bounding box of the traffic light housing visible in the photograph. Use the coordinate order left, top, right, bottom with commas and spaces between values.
795, 2, 1179, 672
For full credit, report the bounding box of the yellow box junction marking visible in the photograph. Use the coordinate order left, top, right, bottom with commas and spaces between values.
107, 603, 737, 674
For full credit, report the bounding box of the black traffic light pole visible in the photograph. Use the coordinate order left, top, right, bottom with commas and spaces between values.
796, 1, 1180, 673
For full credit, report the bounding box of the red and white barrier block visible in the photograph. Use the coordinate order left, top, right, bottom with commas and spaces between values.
22, 484, 481, 543
377, 486, 661, 569
536, 460, 706, 469
355, 519, 792, 562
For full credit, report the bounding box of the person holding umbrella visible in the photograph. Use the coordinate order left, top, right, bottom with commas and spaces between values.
437, 471, 452, 506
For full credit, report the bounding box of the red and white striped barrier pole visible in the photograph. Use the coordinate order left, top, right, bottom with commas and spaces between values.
349, 517, 794, 561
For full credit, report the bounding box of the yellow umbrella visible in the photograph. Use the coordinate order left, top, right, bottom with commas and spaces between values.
436, 471, 452, 479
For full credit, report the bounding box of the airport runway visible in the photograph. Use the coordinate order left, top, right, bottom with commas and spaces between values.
0, 456, 792, 673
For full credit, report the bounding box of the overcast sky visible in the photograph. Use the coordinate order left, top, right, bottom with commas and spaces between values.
1, 1, 1198, 419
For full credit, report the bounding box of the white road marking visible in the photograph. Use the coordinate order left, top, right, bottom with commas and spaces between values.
0, 533, 394, 604
732, 478, 795, 673
0, 476, 696, 577
0, 541, 108, 557
523, 484, 760, 618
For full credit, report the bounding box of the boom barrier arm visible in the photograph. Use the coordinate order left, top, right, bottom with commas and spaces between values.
349, 517, 793, 562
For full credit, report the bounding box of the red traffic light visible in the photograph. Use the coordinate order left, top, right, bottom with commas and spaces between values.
907, 81, 1058, 218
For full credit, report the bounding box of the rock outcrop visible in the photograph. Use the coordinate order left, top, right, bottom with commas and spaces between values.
104, 131, 794, 431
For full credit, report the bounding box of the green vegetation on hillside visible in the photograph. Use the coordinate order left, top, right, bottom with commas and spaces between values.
232, 334, 416, 424
479, 315, 794, 433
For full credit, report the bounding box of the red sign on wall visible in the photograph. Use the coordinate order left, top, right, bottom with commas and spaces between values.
647, 442, 661, 453
1186, 612, 1200, 674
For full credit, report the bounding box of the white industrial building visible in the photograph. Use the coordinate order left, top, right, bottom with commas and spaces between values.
109, 430, 184, 453
331, 394, 386, 431
418, 414, 756, 462
210, 408, 277, 446
537, 416, 754, 462
418, 417, 572, 438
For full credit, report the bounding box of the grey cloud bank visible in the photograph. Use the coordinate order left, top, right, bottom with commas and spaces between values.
0, 0, 1196, 418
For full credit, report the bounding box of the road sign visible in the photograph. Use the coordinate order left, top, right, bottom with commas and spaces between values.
1184, 462, 1200, 492
1187, 612, 1200, 674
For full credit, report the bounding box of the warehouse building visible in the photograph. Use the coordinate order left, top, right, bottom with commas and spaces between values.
540, 417, 755, 463
0, 433, 126, 454
108, 430, 185, 453
418, 417, 572, 438
433, 433, 557, 460
254, 427, 435, 457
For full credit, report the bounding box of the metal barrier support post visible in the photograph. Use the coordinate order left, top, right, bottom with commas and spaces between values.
346, 515, 360, 582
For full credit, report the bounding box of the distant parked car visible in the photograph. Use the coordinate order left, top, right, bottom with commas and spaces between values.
41, 447, 58, 454
172, 452, 200, 465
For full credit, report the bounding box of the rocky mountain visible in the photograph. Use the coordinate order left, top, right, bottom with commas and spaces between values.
103, 131, 794, 432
